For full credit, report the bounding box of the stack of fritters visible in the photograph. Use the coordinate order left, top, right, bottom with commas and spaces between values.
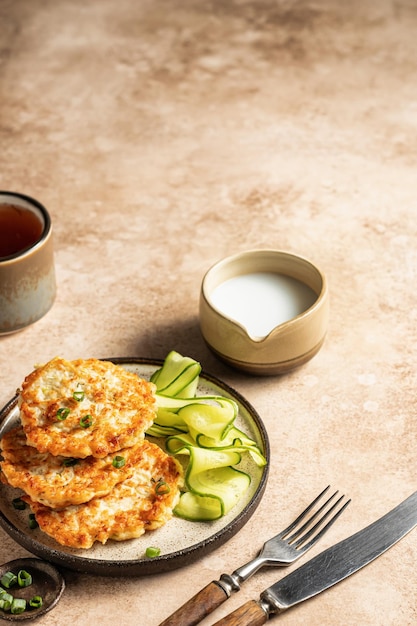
0, 357, 183, 549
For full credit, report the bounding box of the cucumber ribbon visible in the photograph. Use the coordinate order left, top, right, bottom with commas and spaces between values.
147, 351, 266, 521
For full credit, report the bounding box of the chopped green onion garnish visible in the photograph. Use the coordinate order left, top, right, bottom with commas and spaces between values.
145, 546, 161, 558
11, 598, 26, 614
28, 513, 38, 529
56, 407, 70, 420
112, 456, 126, 469
80, 415, 92, 428
17, 570, 32, 587
63, 457, 79, 467
155, 480, 171, 496
73, 390, 85, 402
0, 572, 17, 588
0, 588, 7, 598
12, 497, 26, 510
29, 595, 43, 609
0, 593, 13, 611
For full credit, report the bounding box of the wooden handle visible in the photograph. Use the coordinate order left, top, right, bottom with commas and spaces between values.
158, 581, 228, 626
211, 600, 268, 626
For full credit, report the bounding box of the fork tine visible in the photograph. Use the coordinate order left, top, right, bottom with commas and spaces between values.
292, 496, 350, 552
286, 489, 341, 544
279, 485, 332, 538
294, 496, 351, 552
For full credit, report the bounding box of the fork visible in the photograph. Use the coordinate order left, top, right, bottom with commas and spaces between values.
159, 486, 350, 626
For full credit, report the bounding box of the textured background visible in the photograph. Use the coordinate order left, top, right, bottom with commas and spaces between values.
1, 1, 416, 624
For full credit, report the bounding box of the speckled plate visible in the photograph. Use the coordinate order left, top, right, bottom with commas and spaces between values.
0, 557, 65, 621
0, 358, 269, 577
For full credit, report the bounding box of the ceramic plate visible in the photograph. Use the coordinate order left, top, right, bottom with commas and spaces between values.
0, 358, 269, 576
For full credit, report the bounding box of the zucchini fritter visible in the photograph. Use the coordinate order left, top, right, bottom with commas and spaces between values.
0, 425, 151, 509
22, 439, 183, 549
19, 357, 156, 458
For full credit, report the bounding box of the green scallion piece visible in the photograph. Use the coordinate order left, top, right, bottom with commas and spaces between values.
112, 456, 126, 469
56, 407, 70, 420
17, 570, 32, 587
0, 587, 8, 598
73, 390, 85, 402
11, 598, 26, 614
155, 480, 171, 496
28, 513, 39, 529
29, 595, 43, 609
145, 546, 161, 558
0, 593, 13, 611
63, 457, 79, 467
79, 414, 92, 428
12, 497, 26, 510
0, 571, 17, 589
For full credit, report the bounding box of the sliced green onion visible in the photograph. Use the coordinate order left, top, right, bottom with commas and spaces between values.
0, 592, 13, 611
0, 572, 17, 589
80, 415, 92, 428
12, 497, 26, 510
62, 457, 79, 467
73, 390, 85, 402
17, 570, 32, 587
56, 407, 70, 420
154, 480, 171, 496
11, 598, 26, 614
29, 595, 43, 609
0, 588, 7, 598
145, 546, 161, 558
28, 513, 38, 529
112, 456, 125, 469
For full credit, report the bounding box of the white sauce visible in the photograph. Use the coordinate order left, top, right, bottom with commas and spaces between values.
210, 272, 317, 339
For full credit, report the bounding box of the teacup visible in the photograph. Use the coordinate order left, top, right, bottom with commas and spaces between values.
0, 191, 56, 334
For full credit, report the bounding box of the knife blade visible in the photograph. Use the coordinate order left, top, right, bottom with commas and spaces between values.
212, 490, 417, 626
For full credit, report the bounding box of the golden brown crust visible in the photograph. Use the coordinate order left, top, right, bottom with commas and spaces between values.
22, 439, 184, 549
0, 425, 154, 508
19, 357, 157, 458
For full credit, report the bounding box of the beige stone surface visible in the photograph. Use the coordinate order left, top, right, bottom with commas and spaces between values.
1, 0, 416, 623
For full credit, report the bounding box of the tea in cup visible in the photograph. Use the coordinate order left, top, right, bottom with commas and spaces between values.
0, 192, 56, 334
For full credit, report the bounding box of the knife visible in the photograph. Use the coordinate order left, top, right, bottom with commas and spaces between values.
211, 490, 417, 625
